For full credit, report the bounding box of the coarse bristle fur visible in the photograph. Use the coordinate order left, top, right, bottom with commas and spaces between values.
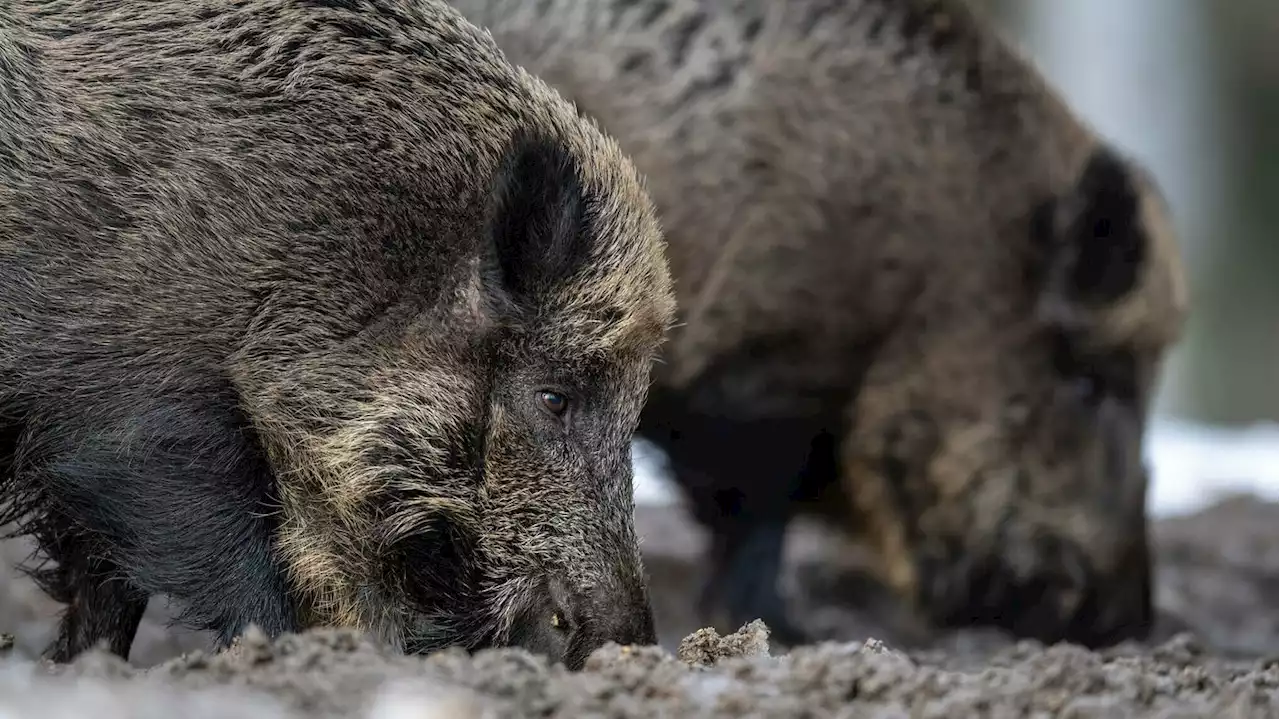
449, 0, 1189, 648
0, 0, 675, 669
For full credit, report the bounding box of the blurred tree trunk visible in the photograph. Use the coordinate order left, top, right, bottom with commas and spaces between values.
1182, 0, 1278, 424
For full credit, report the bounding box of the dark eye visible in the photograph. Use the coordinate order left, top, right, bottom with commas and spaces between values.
550, 610, 570, 633
538, 390, 569, 416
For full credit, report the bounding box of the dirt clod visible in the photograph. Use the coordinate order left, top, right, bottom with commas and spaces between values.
677, 619, 771, 666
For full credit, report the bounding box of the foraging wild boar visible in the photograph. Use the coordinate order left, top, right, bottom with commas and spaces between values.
451, 0, 1190, 646
0, 0, 675, 669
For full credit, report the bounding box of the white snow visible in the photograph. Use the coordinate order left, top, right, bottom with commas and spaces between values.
631, 418, 1280, 520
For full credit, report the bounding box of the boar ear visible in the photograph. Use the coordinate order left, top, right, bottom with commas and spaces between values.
482, 130, 594, 309
1034, 147, 1148, 305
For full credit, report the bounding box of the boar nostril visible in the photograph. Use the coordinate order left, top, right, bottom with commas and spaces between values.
1054, 546, 1090, 618
925, 542, 1108, 646
918, 530, 1153, 648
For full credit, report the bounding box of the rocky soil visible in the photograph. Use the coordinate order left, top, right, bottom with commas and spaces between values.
0, 493, 1275, 718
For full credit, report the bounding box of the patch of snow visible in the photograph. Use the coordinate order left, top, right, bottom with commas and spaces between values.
630, 418, 1280, 519
1143, 418, 1279, 518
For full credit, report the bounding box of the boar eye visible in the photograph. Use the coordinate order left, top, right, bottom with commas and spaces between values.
538, 390, 569, 417
551, 610, 569, 632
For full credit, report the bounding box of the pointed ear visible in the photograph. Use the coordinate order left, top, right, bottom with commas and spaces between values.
482, 130, 594, 310
1035, 147, 1148, 305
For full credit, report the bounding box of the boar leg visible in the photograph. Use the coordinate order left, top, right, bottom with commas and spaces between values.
647, 419, 820, 647
42, 539, 148, 663
699, 516, 811, 647
10, 398, 300, 658
0, 423, 144, 662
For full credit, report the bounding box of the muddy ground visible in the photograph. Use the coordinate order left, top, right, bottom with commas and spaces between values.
0, 493, 1275, 717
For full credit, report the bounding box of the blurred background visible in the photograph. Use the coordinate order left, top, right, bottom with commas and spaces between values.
637, 0, 1279, 517
981, 0, 1278, 513
979, 0, 1276, 423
